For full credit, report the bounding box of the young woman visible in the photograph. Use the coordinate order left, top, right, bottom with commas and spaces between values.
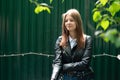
51, 9, 94, 80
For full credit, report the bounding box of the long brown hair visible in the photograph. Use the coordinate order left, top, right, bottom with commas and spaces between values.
60, 9, 85, 49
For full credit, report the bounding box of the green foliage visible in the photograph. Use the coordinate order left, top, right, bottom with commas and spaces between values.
50, 0, 64, 3
100, 29, 120, 47
29, 0, 64, 14
50, 0, 53, 4
100, 0, 108, 6
93, 0, 120, 48
107, 1, 120, 16
29, 0, 51, 14
62, 0, 64, 3
93, 11, 102, 22
100, 19, 109, 30
93, 0, 120, 30
34, 5, 51, 14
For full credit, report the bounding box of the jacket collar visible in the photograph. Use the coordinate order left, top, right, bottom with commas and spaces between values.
63, 40, 77, 56
62, 35, 87, 55
63, 41, 71, 55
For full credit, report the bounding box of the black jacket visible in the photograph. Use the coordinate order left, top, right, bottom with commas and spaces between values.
51, 35, 93, 80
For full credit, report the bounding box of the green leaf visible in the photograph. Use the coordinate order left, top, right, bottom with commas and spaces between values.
100, 29, 120, 47
34, 6, 43, 14
100, 29, 118, 42
100, 0, 108, 6
62, 0, 64, 3
34, 6, 51, 14
100, 19, 109, 30
50, 0, 53, 4
46, 7, 51, 13
108, 1, 120, 16
100, 33, 109, 42
92, 8, 98, 12
93, 11, 102, 22
105, 29, 118, 43
109, 29, 118, 35
115, 36, 120, 48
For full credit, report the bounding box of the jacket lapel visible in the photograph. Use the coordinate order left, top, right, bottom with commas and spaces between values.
63, 39, 79, 56
72, 42, 77, 49
63, 42, 71, 56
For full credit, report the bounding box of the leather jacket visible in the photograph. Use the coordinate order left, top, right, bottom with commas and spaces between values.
51, 35, 93, 80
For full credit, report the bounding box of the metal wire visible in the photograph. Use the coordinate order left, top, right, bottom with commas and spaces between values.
0, 52, 120, 60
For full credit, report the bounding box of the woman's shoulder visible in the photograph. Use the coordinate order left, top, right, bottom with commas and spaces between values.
84, 34, 92, 45
55, 36, 62, 43
57, 36, 62, 41
84, 34, 92, 40
58, 36, 62, 39
84, 34, 92, 48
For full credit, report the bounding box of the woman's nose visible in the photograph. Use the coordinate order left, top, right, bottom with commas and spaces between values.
67, 20, 71, 24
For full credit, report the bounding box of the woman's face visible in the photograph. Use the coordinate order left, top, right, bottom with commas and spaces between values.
65, 14, 76, 32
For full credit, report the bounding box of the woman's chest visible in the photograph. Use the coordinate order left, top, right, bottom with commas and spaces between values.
62, 48, 85, 63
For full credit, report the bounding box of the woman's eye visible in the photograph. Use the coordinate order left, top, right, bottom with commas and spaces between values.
65, 20, 68, 22
65, 19, 73, 22
70, 19, 73, 22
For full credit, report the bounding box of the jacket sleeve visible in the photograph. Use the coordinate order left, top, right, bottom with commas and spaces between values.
63, 36, 92, 71
51, 36, 62, 80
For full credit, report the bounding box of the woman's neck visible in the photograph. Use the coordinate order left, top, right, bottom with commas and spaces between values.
69, 31, 76, 39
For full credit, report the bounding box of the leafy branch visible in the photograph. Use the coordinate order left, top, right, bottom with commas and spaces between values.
93, 0, 120, 47
29, 0, 64, 14
29, 0, 53, 14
